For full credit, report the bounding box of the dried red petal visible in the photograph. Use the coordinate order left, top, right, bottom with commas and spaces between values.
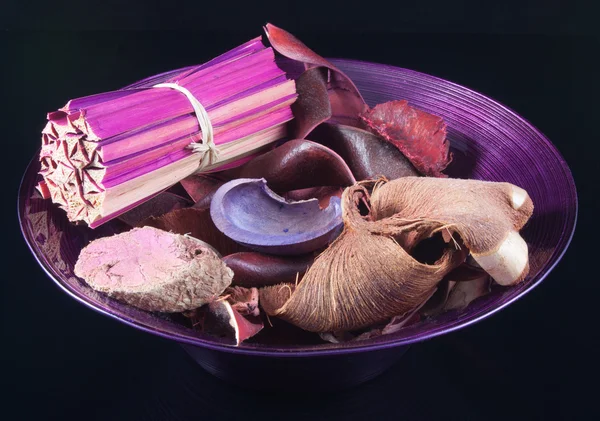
360, 100, 452, 177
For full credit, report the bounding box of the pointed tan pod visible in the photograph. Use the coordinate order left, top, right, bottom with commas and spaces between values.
260, 177, 533, 333
260, 183, 466, 333
370, 177, 534, 286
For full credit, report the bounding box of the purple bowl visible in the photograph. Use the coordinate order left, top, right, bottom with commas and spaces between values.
18, 59, 577, 391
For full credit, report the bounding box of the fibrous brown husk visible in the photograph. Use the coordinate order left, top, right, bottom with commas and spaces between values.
260, 177, 533, 333
320, 287, 434, 343
260, 283, 296, 316
370, 177, 533, 286
260, 182, 466, 332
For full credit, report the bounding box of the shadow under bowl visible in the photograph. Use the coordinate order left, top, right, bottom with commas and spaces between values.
18, 59, 577, 391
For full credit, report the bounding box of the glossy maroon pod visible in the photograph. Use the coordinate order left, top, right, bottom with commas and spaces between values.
225, 139, 356, 194
223, 252, 315, 288
210, 178, 343, 256
308, 123, 419, 181
289, 67, 332, 139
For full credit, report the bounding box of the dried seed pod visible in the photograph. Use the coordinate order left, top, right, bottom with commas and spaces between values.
265, 23, 366, 133
260, 184, 466, 332
370, 177, 534, 286
283, 186, 344, 209
179, 174, 226, 209
226, 139, 356, 194
421, 264, 489, 316
443, 275, 491, 311
260, 177, 533, 333
308, 123, 419, 181
223, 252, 314, 288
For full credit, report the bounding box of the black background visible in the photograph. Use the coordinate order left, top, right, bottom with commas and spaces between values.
3, 1, 598, 420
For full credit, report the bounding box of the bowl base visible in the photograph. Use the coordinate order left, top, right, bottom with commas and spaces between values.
182, 344, 410, 392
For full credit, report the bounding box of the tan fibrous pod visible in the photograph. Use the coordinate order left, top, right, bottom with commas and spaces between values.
369, 177, 534, 286
260, 183, 467, 333
260, 177, 534, 333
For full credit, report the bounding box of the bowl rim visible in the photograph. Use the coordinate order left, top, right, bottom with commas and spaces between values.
19, 59, 578, 358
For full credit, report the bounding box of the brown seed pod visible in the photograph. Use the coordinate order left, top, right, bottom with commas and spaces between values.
223, 252, 314, 288
370, 177, 534, 286
260, 182, 466, 333
260, 177, 533, 333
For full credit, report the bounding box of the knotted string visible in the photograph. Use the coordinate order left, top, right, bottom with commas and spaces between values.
153, 82, 219, 169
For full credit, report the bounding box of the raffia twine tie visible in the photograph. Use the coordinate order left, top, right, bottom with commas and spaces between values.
153, 82, 219, 169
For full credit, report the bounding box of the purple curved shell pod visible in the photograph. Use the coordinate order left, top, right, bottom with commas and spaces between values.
210, 178, 343, 256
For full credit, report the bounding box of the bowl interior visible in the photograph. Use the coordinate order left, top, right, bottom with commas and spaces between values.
19, 59, 577, 356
